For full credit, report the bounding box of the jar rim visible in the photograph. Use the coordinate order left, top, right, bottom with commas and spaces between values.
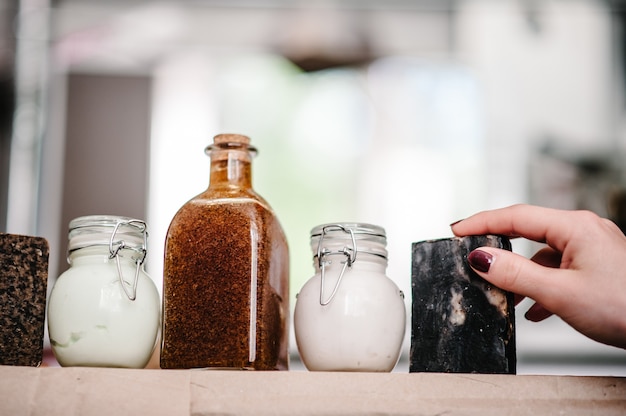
310, 223, 386, 239
69, 214, 144, 230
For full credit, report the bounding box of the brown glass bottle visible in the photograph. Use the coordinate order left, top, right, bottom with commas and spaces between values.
160, 133, 289, 370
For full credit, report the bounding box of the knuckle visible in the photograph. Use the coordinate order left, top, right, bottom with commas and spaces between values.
573, 209, 602, 224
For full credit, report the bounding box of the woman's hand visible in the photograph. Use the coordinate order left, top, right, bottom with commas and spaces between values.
451, 204, 626, 349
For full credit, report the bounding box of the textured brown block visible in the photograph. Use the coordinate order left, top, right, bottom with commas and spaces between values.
0, 233, 49, 367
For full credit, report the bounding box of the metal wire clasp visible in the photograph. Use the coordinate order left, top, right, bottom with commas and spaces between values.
108, 219, 147, 301
316, 224, 357, 306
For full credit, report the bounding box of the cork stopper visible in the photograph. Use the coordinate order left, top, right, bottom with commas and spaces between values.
206, 133, 257, 159
213, 134, 250, 145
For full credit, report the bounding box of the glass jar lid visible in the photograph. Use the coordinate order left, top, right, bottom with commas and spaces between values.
68, 215, 147, 254
310, 222, 388, 261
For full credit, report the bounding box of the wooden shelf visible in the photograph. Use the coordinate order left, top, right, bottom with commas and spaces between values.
1, 365, 625, 415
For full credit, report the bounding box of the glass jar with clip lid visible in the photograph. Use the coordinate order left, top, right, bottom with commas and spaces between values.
47, 215, 161, 368
294, 223, 406, 372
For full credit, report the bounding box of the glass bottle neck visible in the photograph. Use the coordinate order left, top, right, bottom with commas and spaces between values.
209, 150, 253, 189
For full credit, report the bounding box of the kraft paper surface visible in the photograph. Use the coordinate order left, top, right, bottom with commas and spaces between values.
0, 366, 625, 415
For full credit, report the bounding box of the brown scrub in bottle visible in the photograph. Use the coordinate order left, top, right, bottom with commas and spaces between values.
161, 133, 289, 370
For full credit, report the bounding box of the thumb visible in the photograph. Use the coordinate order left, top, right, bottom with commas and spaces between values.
467, 247, 568, 305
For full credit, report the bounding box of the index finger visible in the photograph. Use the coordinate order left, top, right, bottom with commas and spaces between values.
450, 204, 576, 252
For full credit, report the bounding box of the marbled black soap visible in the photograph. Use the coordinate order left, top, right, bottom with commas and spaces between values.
410, 235, 516, 374
0, 233, 49, 367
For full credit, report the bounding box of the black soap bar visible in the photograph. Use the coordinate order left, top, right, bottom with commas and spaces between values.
0, 233, 49, 367
410, 235, 516, 374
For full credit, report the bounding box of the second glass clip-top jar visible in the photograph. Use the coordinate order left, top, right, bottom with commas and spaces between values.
47, 215, 161, 368
294, 223, 406, 372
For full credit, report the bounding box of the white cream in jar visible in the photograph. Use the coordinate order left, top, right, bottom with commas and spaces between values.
294, 223, 406, 372
47, 215, 160, 368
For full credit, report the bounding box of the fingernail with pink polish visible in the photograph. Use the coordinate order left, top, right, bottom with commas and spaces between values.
468, 249, 493, 273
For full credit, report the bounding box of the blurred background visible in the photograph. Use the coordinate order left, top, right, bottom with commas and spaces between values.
1, 0, 626, 373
